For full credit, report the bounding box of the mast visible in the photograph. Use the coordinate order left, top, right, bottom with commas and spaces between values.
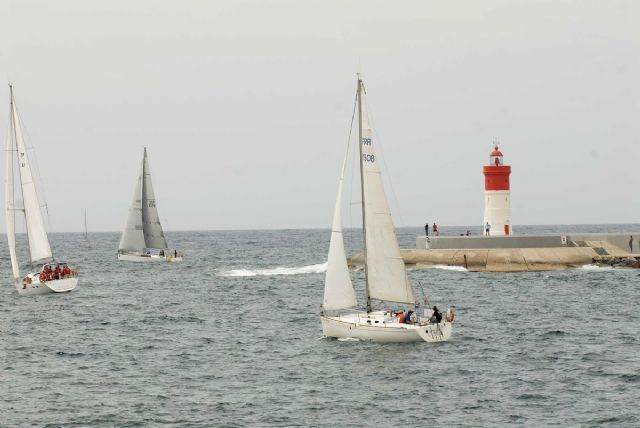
141, 148, 147, 247
6, 86, 20, 282
357, 75, 371, 312
84, 209, 88, 240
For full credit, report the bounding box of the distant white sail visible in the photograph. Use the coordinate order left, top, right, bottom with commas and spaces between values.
141, 148, 168, 249
10, 95, 52, 264
118, 163, 145, 252
5, 124, 20, 281
323, 147, 357, 310
359, 87, 415, 305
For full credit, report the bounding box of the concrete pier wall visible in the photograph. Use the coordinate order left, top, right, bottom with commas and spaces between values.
416, 235, 565, 249
416, 233, 640, 253
345, 233, 640, 272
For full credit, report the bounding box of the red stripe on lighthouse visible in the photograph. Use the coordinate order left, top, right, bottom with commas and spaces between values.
483, 165, 511, 191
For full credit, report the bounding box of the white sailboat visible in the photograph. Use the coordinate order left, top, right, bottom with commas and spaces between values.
117, 148, 183, 262
320, 76, 454, 342
4, 85, 79, 295
83, 208, 88, 241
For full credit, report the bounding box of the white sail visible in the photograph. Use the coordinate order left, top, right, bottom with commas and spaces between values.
323, 147, 357, 311
118, 163, 145, 252
359, 85, 415, 305
141, 148, 168, 249
10, 93, 53, 264
5, 123, 20, 281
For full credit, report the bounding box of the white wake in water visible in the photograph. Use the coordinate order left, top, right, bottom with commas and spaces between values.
578, 264, 614, 271
218, 262, 327, 277
430, 265, 468, 272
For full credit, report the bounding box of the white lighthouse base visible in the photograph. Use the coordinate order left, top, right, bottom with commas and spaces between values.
484, 190, 512, 236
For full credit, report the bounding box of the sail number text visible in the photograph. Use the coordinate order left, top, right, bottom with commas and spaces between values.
362, 154, 375, 163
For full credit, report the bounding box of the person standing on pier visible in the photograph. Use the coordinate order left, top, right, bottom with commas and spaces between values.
425, 222, 429, 237
433, 222, 439, 236
485, 222, 491, 236
629, 235, 634, 253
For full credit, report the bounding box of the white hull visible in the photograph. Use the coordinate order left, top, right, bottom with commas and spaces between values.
16, 277, 78, 296
321, 311, 452, 343
118, 253, 183, 263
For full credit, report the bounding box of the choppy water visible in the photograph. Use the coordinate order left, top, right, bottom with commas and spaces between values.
1, 225, 640, 427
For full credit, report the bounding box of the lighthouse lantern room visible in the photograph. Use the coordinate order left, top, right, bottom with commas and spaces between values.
483, 144, 512, 236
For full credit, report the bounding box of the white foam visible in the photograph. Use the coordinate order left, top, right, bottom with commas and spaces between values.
578, 264, 614, 271
337, 337, 361, 342
430, 265, 468, 272
218, 262, 327, 277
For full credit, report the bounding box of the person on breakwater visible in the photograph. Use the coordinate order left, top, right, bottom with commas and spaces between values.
433, 222, 439, 236
629, 235, 633, 253
485, 222, 491, 236
424, 222, 429, 237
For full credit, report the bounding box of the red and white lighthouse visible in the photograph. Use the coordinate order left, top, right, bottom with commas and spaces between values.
483, 144, 512, 236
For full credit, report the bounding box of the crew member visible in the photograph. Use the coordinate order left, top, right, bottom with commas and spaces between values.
405, 310, 415, 324
429, 306, 442, 324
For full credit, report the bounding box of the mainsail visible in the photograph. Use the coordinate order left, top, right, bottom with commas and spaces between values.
118, 163, 145, 252
359, 82, 415, 305
141, 148, 168, 249
323, 145, 357, 311
9, 89, 53, 264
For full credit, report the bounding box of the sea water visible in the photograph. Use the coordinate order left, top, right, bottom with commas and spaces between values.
1, 225, 639, 426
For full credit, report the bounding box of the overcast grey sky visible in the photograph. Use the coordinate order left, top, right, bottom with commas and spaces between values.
0, 0, 638, 232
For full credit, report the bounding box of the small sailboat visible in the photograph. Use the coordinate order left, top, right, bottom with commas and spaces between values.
4, 85, 79, 295
83, 208, 88, 241
117, 148, 183, 262
321, 76, 454, 342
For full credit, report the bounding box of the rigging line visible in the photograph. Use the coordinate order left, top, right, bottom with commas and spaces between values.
363, 95, 408, 230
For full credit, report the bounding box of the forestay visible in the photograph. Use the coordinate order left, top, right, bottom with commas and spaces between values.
10, 94, 53, 264
5, 124, 20, 281
323, 145, 357, 311
359, 87, 415, 305
141, 148, 168, 249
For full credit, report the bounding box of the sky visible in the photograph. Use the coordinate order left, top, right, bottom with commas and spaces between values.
0, 0, 638, 232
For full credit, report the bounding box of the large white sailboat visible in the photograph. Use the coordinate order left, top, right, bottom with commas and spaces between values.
321, 77, 454, 342
4, 86, 79, 295
117, 148, 183, 262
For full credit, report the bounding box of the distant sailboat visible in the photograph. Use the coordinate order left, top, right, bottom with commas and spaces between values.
117, 148, 183, 262
320, 76, 454, 342
4, 85, 79, 295
83, 209, 88, 241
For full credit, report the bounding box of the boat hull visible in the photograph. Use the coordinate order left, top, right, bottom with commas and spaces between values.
321, 312, 452, 343
16, 277, 78, 296
117, 253, 183, 263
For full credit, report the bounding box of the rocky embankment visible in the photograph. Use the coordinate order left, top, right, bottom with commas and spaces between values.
592, 255, 640, 268
348, 243, 640, 272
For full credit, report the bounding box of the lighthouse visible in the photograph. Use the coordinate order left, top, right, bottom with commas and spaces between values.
483, 144, 512, 236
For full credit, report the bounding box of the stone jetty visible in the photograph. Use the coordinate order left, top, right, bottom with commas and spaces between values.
349, 233, 640, 272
